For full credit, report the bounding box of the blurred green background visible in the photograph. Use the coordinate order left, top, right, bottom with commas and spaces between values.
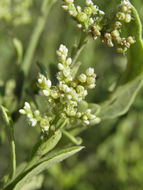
0, 0, 143, 189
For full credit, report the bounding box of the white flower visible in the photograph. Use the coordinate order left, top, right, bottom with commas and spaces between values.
66, 58, 72, 65
86, 0, 93, 6
45, 79, 52, 88
19, 109, 26, 114
86, 67, 94, 76
30, 118, 37, 127
43, 126, 49, 131
58, 63, 64, 70
65, 0, 74, 3
24, 102, 30, 110
43, 90, 50, 96
78, 74, 87, 83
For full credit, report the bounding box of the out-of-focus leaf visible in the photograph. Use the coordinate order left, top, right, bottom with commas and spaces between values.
13, 38, 23, 65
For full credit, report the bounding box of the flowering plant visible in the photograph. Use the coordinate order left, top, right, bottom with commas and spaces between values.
0, 0, 143, 189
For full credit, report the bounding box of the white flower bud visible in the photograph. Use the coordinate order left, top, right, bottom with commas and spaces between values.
19, 109, 26, 114
84, 120, 90, 125
24, 102, 30, 109
58, 63, 64, 70
86, 68, 94, 76
65, 0, 74, 3
43, 126, 49, 131
34, 110, 40, 116
78, 74, 87, 83
89, 18, 94, 24
63, 69, 70, 77
66, 58, 72, 65
125, 13, 131, 23
77, 24, 82, 28
86, 77, 95, 84
45, 79, 52, 88
84, 90, 88, 96
43, 90, 50, 96
38, 78, 42, 84
77, 112, 82, 118
62, 5, 68, 11
99, 10, 105, 16
86, 0, 93, 6
67, 94, 72, 99
51, 91, 59, 99
27, 113, 33, 118
76, 85, 84, 93
30, 118, 37, 127
77, 6, 81, 12
88, 84, 96, 89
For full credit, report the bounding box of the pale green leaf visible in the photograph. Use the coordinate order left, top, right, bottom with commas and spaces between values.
4, 146, 84, 190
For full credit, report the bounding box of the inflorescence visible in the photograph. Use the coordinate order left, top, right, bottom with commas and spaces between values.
62, 0, 135, 53
20, 44, 99, 133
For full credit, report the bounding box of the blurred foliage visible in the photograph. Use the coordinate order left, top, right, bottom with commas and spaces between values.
0, 0, 143, 190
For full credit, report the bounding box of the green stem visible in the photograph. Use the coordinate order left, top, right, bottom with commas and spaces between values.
62, 129, 82, 145
0, 106, 16, 180
71, 33, 89, 67
21, 0, 57, 76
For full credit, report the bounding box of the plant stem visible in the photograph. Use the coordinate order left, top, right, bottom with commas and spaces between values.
71, 33, 89, 67
0, 106, 16, 180
21, 0, 57, 76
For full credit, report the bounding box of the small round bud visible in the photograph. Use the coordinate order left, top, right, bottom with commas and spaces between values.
78, 74, 87, 83
107, 39, 114, 47
24, 102, 30, 109
114, 21, 122, 29
27, 113, 33, 118
34, 110, 40, 116
76, 85, 84, 93
116, 12, 125, 21
77, 12, 88, 22
30, 118, 37, 127
127, 36, 135, 44
111, 30, 120, 38
125, 13, 131, 23
104, 33, 111, 39
86, 77, 95, 85
43, 126, 49, 131
58, 63, 64, 70
51, 91, 59, 99
45, 80, 52, 88
66, 58, 72, 65
117, 47, 124, 53
85, 68, 94, 76
43, 90, 50, 96
88, 84, 95, 89
19, 109, 26, 114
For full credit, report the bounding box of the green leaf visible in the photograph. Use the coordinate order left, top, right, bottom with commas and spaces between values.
5, 146, 84, 190
26, 130, 62, 169
20, 175, 44, 190
98, 76, 143, 119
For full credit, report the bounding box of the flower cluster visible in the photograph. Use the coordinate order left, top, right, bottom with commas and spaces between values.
19, 102, 51, 132
62, 0, 104, 32
0, 0, 32, 25
20, 45, 99, 133
102, 0, 135, 53
62, 0, 135, 53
